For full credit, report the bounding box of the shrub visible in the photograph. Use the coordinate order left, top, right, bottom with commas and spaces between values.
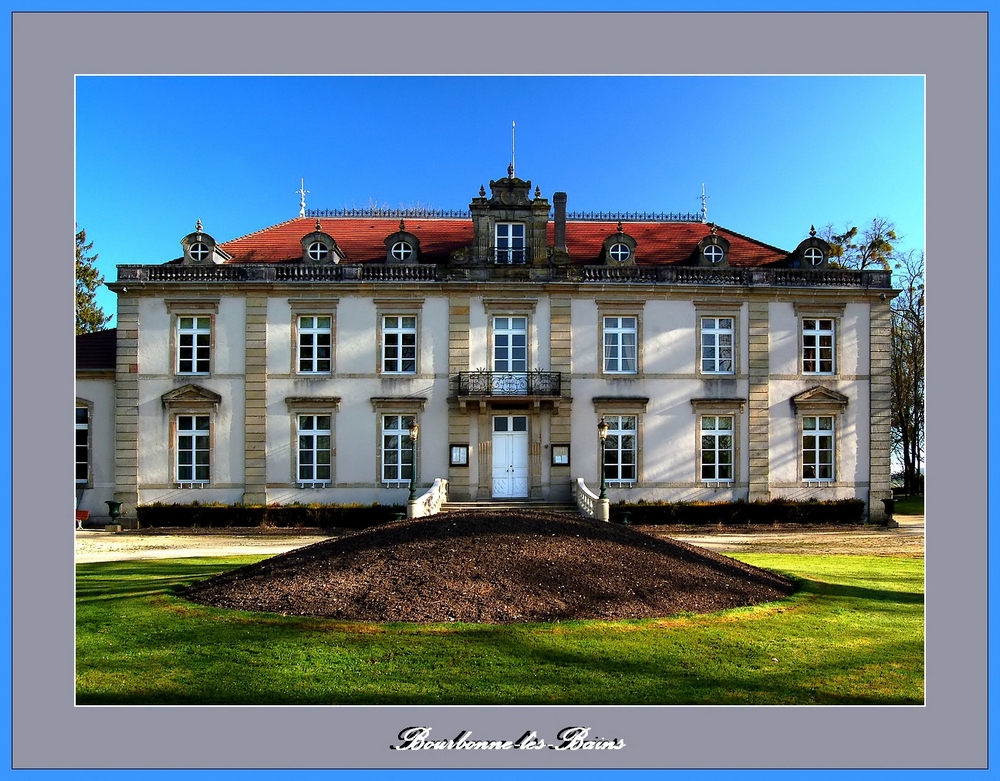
609, 498, 867, 526
135, 502, 405, 530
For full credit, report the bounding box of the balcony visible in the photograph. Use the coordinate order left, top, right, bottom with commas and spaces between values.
455, 370, 563, 411
490, 245, 533, 265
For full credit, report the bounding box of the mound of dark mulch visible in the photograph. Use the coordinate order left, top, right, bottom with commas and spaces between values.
180, 511, 796, 623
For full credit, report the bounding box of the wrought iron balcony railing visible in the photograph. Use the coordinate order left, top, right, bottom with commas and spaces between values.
490, 245, 533, 265
456, 370, 561, 397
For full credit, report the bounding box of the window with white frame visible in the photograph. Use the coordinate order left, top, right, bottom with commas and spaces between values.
176, 414, 210, 483
701, 316, 735, 374
802, 318, 835, 374
602, 414, 638, 483
802, 415, 835, 481
298, 315, 333, 374
603, 316, 638, 374
177, 316, 211, 374
493, 316, 528, 373
495, 223, 526, 264
297, 414, 332, 484
381, 414, 416, 484
700, 415, 734, 482
382, 315, 417, 374
609, 242, 631, 262
307, 241, 329, 261
391, 241, 413, 261
75, 406, 90, 485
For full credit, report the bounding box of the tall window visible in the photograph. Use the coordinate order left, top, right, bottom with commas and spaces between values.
802, 318, 835, 374
298, 315, 332, 374
177, 316, 211, 374
493, 316, 528, 373
700, 415, 734, 482
176, 415, 210, 483
602, 415, 637, 483
495, 223, 526, 264
603, 316, 637, 374
381, 414, 415, 484
382, 316, 417, 374
297, 415, 332, 484
75, 406, 89, 485
701, 317, 735, 374
802, 415, 835, 481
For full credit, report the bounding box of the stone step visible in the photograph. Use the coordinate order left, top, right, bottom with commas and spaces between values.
440, 501, 579, 515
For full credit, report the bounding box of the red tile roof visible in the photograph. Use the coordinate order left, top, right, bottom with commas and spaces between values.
76, 328, 117, 371
208, 216, 789, 267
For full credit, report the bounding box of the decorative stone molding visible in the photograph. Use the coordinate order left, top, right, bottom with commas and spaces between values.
160, 384, 222, 411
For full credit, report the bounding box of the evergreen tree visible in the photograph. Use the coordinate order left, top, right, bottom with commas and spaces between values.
76, 227, 111, 334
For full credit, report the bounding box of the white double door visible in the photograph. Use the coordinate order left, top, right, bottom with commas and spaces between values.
492, 415, 529, 498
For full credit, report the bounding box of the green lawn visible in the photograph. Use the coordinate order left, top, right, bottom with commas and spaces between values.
76, 553, 923, 705
892, 495, 924, 515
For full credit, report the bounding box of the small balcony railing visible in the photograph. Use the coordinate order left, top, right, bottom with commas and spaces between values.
456, 370, 561, 397
490, 245, 533, 265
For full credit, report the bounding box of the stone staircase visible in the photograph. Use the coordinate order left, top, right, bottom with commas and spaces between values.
439, 500, 580, 516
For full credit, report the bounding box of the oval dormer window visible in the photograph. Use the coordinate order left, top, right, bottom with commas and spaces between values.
391, 241, 413, 261
307, 242, 329, 261
609, 242, 631, 262
804, 247, 824, 266
704, 244, 725, 264
189, 242, 210, 262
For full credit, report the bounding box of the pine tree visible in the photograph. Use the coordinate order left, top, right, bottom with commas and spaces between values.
76, 227, 111, 334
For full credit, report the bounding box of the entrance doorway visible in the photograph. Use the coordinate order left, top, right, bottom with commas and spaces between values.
492, 415, 529, 498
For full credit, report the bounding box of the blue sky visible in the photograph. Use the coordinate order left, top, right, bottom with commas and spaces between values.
76, 75, 924, 324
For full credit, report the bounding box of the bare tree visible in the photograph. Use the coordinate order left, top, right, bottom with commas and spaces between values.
824, 219, 924, 494
890, 250, 925, 494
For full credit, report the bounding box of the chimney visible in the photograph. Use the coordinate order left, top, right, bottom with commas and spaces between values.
553, 192, 567, 252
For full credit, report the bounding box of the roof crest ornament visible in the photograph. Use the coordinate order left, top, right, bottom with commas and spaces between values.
810, 225, 817, 237
699, 183, 710, 224
196, 219, 203, 233
511, 120, 516, 179
297, 178, 310, 218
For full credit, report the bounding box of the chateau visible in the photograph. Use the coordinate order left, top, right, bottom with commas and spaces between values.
75, 171, 895, 524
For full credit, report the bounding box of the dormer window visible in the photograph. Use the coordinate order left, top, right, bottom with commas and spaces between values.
391, 241, 413, 261
180, 222, 227, 265
601, 225, 637, 266
704, 244, 725, 264
307, 241, 329, 262
804, 247, 824, 266
495, 223, 526, 264
696, 229, 730, 267
300, 222, 342, 264
793, 228, 831, 269
189, 243, 210, 262
609, 242, 631, 262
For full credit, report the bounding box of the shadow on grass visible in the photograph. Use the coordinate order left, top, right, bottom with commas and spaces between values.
77, 559, 924, 706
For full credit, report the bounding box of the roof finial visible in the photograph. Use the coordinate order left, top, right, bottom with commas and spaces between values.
297, 178, 310, 218
315, 219, 322, 232
809, 224, 817, 237
510, 120, 516, 179
399, 218, 406, 231
699, 183, 710, 224
196, 219, 203, 233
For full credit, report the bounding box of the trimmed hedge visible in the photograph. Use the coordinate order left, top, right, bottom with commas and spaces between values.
609, 498, 868, 526
135, 502, 405, 530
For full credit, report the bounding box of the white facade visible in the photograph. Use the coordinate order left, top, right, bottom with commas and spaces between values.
76, 174, 895, 523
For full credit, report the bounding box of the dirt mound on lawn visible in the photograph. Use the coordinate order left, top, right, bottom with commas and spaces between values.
180, 510, 796, 623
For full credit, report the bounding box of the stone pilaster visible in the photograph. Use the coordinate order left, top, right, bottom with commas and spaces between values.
242, 295, 268, 505
447, 294, 472, 499
747, 299, 770, 502
548, 296, 573, 499
113, 296, 140, 521
869, 298, 893, 522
